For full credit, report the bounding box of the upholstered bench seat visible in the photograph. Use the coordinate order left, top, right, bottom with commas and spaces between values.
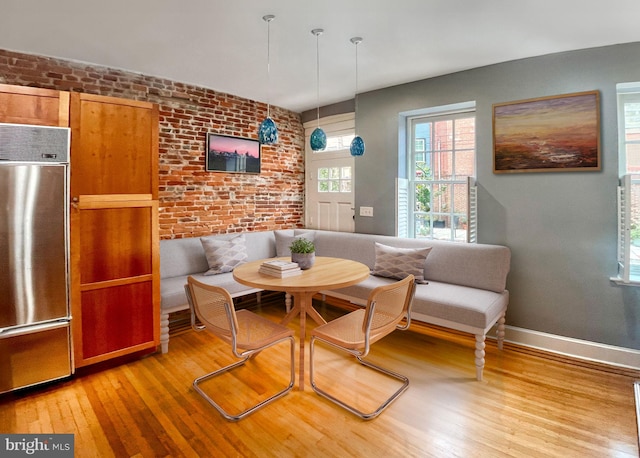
330, 278, 508, 331
160, 228, 511, 380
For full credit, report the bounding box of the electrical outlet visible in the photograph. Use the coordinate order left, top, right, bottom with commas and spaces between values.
359, 206, 374, 217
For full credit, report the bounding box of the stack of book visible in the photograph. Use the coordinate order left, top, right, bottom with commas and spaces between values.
259, 259, 302, 278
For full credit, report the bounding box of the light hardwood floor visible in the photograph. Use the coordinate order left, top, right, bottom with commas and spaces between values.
1, 299, 639, 457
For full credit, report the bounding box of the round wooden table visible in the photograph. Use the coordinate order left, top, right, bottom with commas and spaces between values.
233, 256, 370, 390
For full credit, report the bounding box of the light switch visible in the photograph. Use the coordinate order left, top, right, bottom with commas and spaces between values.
359, 206, 374, 217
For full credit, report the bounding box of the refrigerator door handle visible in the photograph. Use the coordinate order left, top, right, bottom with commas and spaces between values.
0, 320, 70, 339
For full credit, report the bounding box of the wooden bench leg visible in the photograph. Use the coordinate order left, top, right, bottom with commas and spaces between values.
496, 312, 506, 350
160, 311, 170, 354
475, 334, 485, 381
474, 311, 507, 381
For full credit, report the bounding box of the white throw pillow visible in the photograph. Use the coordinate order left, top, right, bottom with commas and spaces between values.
200, 234, 248, 275
372, 242, 431, 284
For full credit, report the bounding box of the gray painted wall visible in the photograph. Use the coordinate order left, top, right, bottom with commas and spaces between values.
353, 42, 640, 350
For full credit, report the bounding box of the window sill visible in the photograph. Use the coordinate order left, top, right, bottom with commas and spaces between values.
610, 276, 640, 287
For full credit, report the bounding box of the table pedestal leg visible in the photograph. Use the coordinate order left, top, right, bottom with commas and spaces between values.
280, 291, 326, 390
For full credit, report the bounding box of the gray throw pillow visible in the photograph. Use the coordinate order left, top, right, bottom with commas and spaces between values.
200, 234, 248, 275
372, 242, 431, 284
274, 231, 315, 257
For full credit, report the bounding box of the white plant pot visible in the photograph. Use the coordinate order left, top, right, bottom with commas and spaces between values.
291, 252, 315, 270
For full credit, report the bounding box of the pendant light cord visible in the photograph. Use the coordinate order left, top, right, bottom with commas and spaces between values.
354, 40, 358, 137
355, 40, 359, 95
315, 30, 322, 128
351, 37, 362, 99
266, 17, 271, 118
350, 37, 363, 138
263, 15, 275, 119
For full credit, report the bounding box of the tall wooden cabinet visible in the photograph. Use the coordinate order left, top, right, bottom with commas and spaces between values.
69, 93, 160, 367
0, 83, 69, 127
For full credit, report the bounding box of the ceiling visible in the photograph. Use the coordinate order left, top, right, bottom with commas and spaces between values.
2, 0, 640, 113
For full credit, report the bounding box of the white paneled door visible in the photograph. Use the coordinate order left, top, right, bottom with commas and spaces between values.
306, 155, 355, 232
304, 113, 356, 233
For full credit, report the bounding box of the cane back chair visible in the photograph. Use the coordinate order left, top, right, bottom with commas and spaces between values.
310, 274, 416, 420
185, 276, 295, 421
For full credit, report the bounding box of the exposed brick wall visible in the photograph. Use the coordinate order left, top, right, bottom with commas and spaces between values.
0, 49, 305, 239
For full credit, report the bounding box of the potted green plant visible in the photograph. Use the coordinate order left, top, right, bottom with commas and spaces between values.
289, 237, 315, 270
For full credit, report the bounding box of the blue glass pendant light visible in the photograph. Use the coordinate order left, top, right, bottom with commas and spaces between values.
259, 15, 278, 145
259, 116, 278, 144
310, 127, 326, 151
350, 37, 365, 157
310, 28, 326, 151
350, 135, 365, 156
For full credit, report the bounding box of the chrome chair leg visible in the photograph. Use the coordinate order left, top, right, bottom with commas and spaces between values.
194, 335, 295, 421
310, 335, 409, 420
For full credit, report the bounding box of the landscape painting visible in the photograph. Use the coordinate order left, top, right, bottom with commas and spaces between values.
493, 91, 600, 173
206, 133, 261, 174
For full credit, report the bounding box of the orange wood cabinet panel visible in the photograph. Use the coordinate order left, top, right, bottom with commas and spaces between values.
80, 282, 155, 359
70, 93, 158, 197
70, 92, 160, 367
79, 206, 153, 284
0, 83, 69, 126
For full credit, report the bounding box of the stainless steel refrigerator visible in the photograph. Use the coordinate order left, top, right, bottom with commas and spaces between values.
0, 123, 72, 394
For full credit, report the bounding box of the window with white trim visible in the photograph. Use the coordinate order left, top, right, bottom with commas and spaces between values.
615, 83, 640, 284
402, 107, 476, 242
317, 166, 352, 193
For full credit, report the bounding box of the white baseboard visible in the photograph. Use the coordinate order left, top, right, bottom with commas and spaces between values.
495, 325, 640, 371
